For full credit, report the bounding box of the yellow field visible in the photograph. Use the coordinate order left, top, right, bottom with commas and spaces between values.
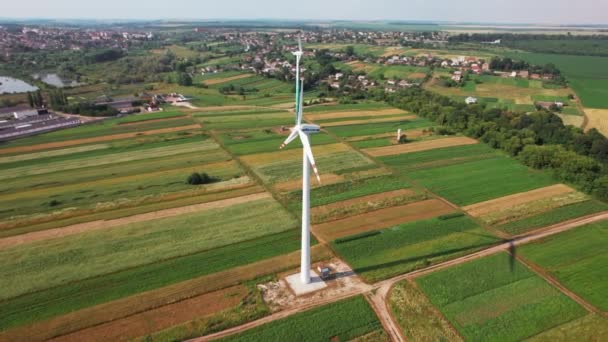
584, 108, 608, 136
364, 137, 478, 157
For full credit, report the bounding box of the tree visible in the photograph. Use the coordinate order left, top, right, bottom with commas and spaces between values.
27, 92, 34, 108
345, 45, 355, 57
398, 134, 408, 144
187, 172, 203, 185
178, 73, 193, 86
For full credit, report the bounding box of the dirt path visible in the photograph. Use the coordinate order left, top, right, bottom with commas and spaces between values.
0, 192, 269, 249
196, 210, 608, 341
0, 124, 201, 155
367, 291, 405, 342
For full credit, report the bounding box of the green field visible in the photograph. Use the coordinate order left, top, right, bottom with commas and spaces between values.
218, 129, 337, 155
219, 296, 383, 342
327, 117, 432, 138
332, 216, 500, 282
519, 221, 608, 311
383, 144, 556, 206
286, 174, 411, 211
0, 229, 304, 331
507, 52, 608, 109
0, 198, 297, 300
196, 111, 294, 130
497, 200, 608, 235
416, 253, 587, 341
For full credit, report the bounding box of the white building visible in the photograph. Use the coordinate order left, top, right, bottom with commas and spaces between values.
465, 97, 478, 105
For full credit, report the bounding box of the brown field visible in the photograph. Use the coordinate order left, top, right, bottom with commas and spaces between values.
364, 137, 478, 157
0, 124, 201, 155
0, 244, 333, 342
311, 189, 420, 223
194, 105, 261, 113
51, 285, 248, 342
463, 184, 574, 217
117, 116, 189, 126
345, 129, 430, 142
312, 199, 454, 242
273, 173, 345, 192
408, 72, 428, 79
204, 74, 253, 85
0, 192, 269, 250
306, 108, 406, 121
240, 143, 351, 166
322, 115, 417, 127
584, 108, 608, 136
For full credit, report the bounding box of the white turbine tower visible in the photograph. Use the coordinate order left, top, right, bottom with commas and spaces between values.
280, 37, 321, 285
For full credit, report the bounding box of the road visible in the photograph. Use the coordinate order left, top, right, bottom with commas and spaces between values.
191, 211, 608, 342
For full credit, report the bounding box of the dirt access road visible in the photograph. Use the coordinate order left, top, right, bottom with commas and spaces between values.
192, 211, 608, 341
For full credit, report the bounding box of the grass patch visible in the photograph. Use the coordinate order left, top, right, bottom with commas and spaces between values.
218, 296, 383, 342
519, 221, 608, 311
327, 117, 431, 138
417, 253, 587, 341
332, 216, 500, 282
497, 200, 608, 235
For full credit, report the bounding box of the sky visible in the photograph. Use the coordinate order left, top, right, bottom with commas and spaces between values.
1, 0, 607, 25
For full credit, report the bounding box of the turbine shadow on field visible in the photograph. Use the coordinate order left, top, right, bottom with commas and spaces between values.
354, 241, 501, 274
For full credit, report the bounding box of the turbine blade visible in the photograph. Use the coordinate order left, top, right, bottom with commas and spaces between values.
298, 130, 321, 183
280, 128, 299, 149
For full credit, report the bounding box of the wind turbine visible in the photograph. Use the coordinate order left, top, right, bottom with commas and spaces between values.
280, 37, 321, 285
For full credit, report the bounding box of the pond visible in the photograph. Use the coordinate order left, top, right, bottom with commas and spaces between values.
0, 76, 38, 94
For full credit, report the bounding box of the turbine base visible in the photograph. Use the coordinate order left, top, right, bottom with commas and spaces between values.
285, 270, 327, 296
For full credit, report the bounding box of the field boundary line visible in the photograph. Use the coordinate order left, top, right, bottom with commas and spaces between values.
514, 255, 605, 316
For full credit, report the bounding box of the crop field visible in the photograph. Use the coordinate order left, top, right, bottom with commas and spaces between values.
497, 200, 608, 235
0, 198, 301, 330
326, 117, 432, 138
363, 136, 477, 157
218, 295, 384, 342
218, 128, 337, 155
305, 108, 406, 121
380, 144, 556, 206
416, 253, 587, 341
507, 52, 608, 109
332, 216, 500, 282
195, 110, 294, 130
519, 221, 608, 311
349, 63, 429, 81
461, 184, 596, 228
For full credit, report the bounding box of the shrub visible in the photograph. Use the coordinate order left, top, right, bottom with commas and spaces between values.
438, 212, 465, 220
187, 172, 215, 185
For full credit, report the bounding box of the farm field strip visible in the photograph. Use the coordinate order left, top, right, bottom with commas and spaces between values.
305, 108, 406, 121
327, 117, 433, 138
0, 144, 110, 164
415, 253, 587, 341
0, 192, 270, 250
240, 143, 352, 166
204, 74, 254, 85
310, 188, 423, 223
313, 199, 454, 242
332, 216, 501, 282
51, 285, 249, 342
0, 197, 298, 301
273, 173, 346, 192
364, 136, 478, 157
320, 115, 417, 127
0, 140, 219, 180
583, 108, 608, 136
0, 244, 332, 341
115, 115, 189, 126
463, 184, 575, 217
0, 124, 202, 155
215, 296, 383, 342
345, 128, 428, 142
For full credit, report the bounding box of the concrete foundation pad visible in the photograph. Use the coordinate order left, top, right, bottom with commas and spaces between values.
285, 271, 327, 296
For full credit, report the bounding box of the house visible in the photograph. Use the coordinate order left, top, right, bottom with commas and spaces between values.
330, 82, 341, 89
465, 97, 478, 105
387, 80, 396, 86
334, 73, 344, 81
531, 73, 541, 80
471, 63, 481, 74
510, 71, 517, 78
0, 106, 39, 119
518, 70, 529, 78
482, 63, 490, 71
441, 61, 449, 67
